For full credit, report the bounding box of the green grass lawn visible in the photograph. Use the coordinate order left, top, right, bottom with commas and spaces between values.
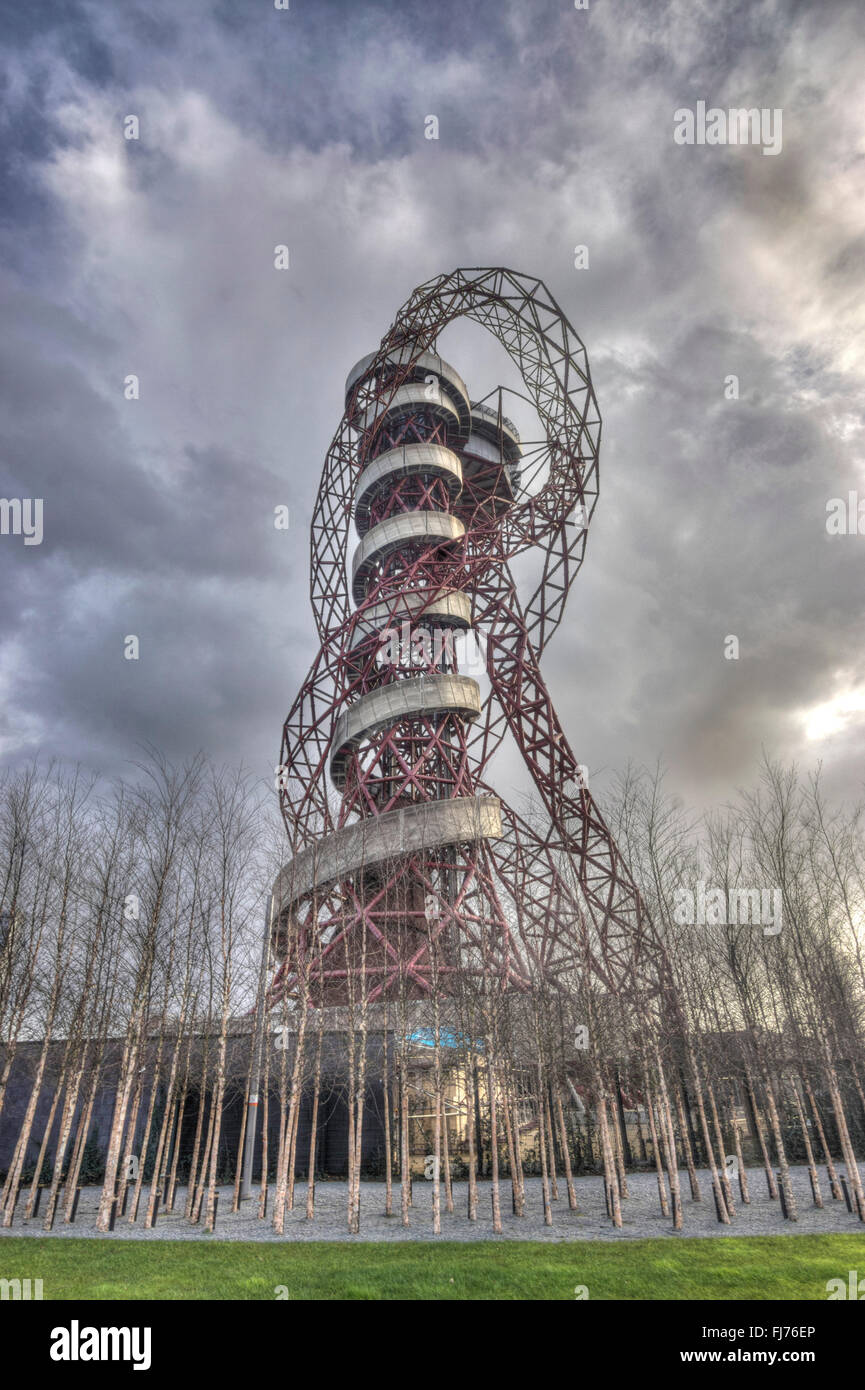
1, 1233, 863, 1300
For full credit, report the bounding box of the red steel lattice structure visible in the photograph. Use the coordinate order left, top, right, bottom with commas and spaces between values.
273, 267, 670, 1009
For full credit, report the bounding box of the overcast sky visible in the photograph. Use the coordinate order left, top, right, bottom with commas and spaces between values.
1, 0, 863, 814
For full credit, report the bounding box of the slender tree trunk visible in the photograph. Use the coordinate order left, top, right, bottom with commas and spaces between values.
167, 1087, 188, 1213
822, 1051, 865, 1220
501, 1078, 520, 1216
760, 1071, 798, 1220
441, 1088, 454, 1216
129, 1050, 166, 1223
707, 1080, 735, 1216
63, 1068, 100, 1222
609, 1086, 629, 1200
306, 1022, 323, 1220
487, 1054, 503, 1234
673, 1079, 701, 1200
400, 1055, 411, 1227
431, 1016, 442, 1234
728, 1095, 750, 1204
803, 1072, 842, 1200
97, 1015, 146, 1232
655, 1062, 683, 1230
554, 1083, 577, 1210
23, 1071, 64, 1221
644, 1083, 669, 1218
381, 1015, 393, 1218
3, 1029, 58, 1222
465, 1056, 478, 1221
258, 1039, 271, 1220
789, 1078, 822, 1207
535, 1064, 552, 1226
745, 1066, 778, 1199
232, 1060, 252, 1214
597, 1082, 622, 1229
543, 1087, 560, 1201
41, 1049, 88, 1229
689, 1048, 730, 1224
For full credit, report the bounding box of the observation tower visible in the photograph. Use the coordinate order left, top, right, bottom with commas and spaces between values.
270, 268, 669, 1011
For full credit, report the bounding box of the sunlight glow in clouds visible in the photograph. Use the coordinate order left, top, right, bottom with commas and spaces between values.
803, 688, 865, 742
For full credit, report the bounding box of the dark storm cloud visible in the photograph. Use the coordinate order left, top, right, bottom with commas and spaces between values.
0, 289, 291, 584
0, 0, 863, 808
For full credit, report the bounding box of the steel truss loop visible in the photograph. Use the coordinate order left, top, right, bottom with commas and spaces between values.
275, 268, 671, 1008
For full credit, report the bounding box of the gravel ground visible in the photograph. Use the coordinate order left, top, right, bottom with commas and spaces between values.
1, 1165, 863, 1242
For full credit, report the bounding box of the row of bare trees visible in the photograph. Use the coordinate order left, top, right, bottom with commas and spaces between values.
0, 753, 863, 1236
0, 754, 275, 1232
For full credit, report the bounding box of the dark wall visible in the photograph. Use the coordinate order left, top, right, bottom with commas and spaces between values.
0, 1040, 389, 1181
